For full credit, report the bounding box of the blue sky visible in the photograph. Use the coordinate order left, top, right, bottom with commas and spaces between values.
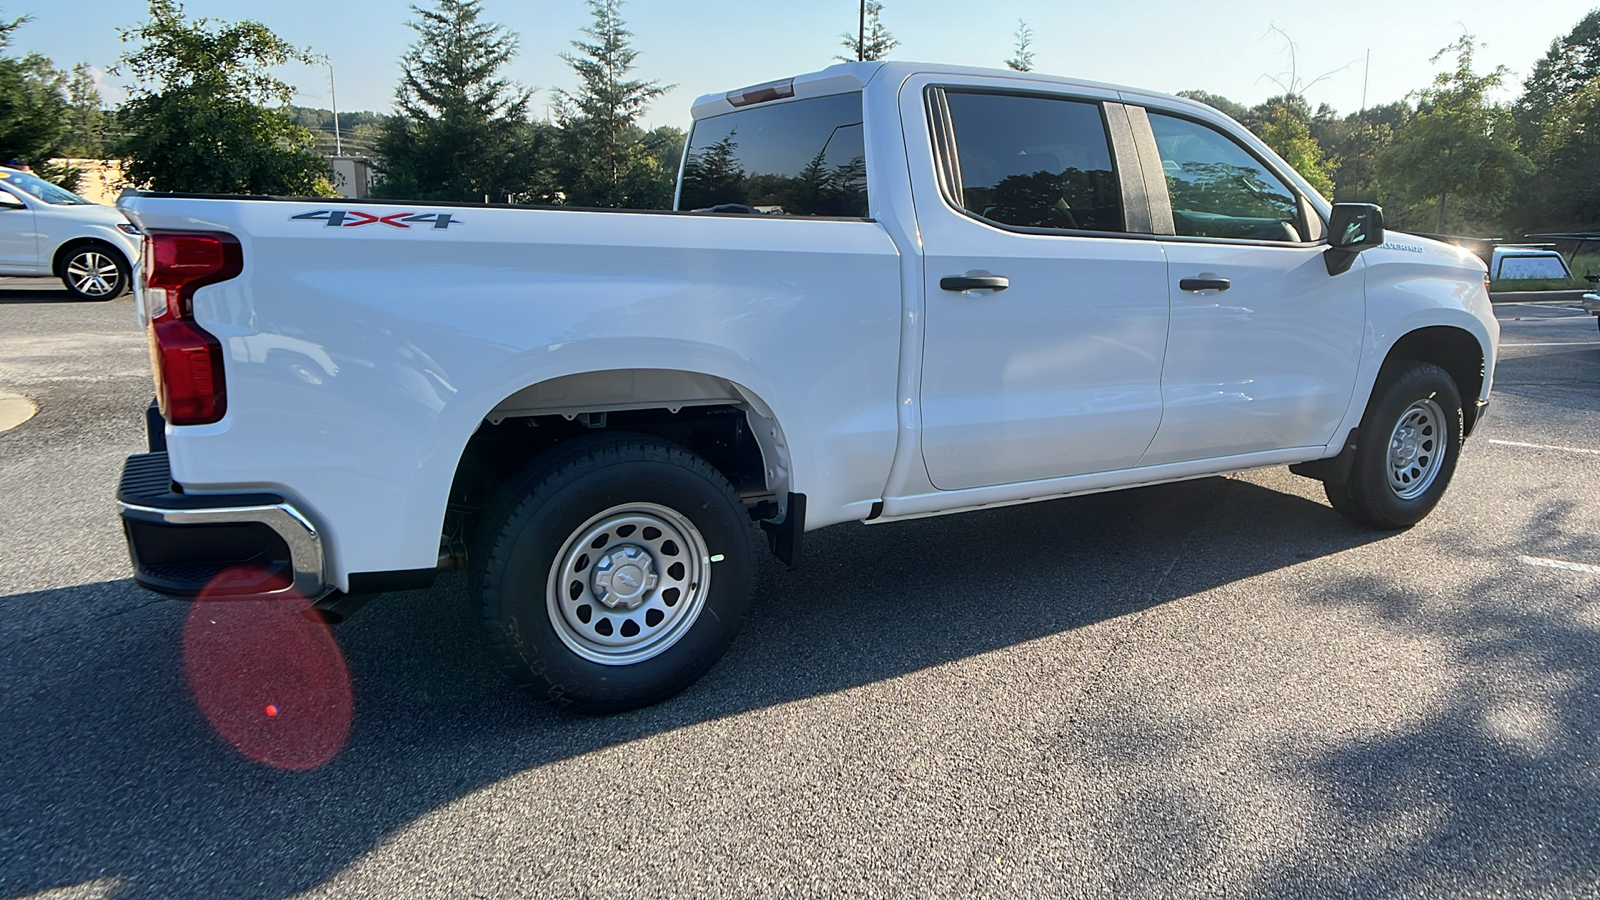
12, 0, 1598, 129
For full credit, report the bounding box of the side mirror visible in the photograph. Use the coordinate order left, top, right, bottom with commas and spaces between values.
1324, 203, 1384, 275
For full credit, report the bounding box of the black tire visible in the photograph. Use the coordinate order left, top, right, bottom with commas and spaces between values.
1324, 361, 1463, 529
58, 243, 129, 301
476, 435, 760, 713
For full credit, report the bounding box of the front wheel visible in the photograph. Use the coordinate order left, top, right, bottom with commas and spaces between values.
1324, 361, 1464, 529
59, 245, 129, 300
476, 436, 760, 712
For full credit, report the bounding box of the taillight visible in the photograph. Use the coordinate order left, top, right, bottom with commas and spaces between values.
143, 232, 242, 426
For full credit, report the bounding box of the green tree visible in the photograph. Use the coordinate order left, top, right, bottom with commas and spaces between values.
1517, 9, 1600, 142
1379, 36, 1531, 234
1317, 102, 1410, 203
838, 1, 898, 63
373, 0, 537, 202
1005, 20, 1034, 72
114, 0, 333, 195
1176, 90, 1250, 123
1515, 79, 1600, 230
1254, 99, 1336, 197
0, 14, 78, 185
555, 0, 673, 208
62, 63, 105, 157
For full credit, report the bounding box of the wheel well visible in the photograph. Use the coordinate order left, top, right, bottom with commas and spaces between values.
52, 238, 130, 276
1381, 326, 1486, 435
444, 371, 788, 556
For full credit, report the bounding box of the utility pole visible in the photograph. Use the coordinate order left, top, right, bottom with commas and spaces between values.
857, 0, 866, 62
327, 62, 343, 156
1360, 49, 1370, 114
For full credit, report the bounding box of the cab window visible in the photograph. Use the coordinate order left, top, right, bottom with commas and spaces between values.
1147, 113, 1303, 242
942, 91, 1123, 233
678, 93, 867, 217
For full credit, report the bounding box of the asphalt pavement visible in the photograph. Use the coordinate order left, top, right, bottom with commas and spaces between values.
3, 280, 1600, 898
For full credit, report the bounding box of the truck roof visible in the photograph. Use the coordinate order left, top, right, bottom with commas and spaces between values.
691, 60, 1215, 122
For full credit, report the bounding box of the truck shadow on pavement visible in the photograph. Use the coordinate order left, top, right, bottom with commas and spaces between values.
6, 474, 1592, 896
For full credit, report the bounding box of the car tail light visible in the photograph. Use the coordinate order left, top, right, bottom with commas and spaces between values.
143, 232, 242, 426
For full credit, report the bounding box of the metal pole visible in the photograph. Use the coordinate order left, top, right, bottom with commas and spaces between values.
328, 62, 343, 156
1360, 49, 1370, 114
858, 0, 866, 61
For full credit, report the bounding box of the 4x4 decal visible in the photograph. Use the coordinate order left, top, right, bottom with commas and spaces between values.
292, 209, 460, 230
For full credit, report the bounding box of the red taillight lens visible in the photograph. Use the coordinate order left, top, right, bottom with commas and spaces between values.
143, 232, 242, 426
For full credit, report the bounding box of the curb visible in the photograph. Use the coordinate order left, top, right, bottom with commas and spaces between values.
0, 391, 36, 433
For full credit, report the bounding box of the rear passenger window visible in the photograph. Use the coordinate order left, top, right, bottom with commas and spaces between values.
942, 92, 1123, 233
1147, 113, 1304, 242
677, 92, 868, 217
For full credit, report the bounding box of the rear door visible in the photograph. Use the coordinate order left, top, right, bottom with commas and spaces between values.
1132, 108, 1365, 465
907, 78, 1171, 490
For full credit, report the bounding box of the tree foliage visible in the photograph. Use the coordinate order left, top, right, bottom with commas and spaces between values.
62, 63, 106, 157
554, 0, 673, 208
1006, 20, 1034, 72
1518, 9, 1600, 139
1255, 100, 1336, 197
373, 0, 538, 202
1379, 37, 1531, 233
0, 14, 78, 186
114, 0, 334, 195
838, 1, 898, 63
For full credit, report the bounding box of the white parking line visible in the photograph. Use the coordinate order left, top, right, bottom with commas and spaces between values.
1501, 341, 1600, 347
1488, 439, 1600, 456
1519, 555, 1600, 575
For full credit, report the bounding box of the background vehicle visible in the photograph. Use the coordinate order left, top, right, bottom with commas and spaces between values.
114, 62, 1499, 712
0, 167, 141, 299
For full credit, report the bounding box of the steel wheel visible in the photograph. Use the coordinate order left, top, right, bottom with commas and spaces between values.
1386, 397, 1445, 500
546, 501, 710, 666
63, 249, 124, 298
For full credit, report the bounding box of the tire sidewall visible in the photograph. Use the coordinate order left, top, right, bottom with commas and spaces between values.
1352, 364, 1464, 527
59, 244, 128, 301
485, 455, 756, 712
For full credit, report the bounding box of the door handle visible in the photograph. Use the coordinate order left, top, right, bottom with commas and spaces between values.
940, 275, 1009, 292
1179, 277, 1231, 292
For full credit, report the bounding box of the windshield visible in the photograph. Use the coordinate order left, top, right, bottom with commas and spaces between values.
0, 169, 89, 205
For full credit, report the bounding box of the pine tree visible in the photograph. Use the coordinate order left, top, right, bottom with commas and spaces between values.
555, 0, 673, 208
1005, 21, 1034, 72
837, 1, 898, 63
374, 0, 536, 202
63, 63, 105, 157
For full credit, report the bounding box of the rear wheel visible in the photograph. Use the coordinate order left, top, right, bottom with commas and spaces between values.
59, 245, 128, 300
1324, 361, 1463, 529
476, 436, 760, 712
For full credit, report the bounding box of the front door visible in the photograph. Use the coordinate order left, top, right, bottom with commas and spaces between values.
912, 83, 1170, 490
0, 185, 38, 274
1137, 111, 1365, 466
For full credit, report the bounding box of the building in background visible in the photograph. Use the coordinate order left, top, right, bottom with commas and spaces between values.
328, 156, 373, 198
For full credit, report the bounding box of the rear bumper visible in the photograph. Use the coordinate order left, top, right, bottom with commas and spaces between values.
117, 451, 329, 599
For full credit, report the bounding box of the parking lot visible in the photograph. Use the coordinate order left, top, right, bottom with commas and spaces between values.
2, 281, 1599, 898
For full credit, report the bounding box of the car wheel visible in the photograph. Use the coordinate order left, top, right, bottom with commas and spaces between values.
476, 435, 760, 712
59, 245, 129, 300
1324, 361, 1463, 529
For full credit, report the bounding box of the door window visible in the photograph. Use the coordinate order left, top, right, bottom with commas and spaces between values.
941, 92, 1123, 233
1147, 113, 1304, 242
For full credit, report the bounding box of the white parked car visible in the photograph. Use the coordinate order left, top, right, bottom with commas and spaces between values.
0, 167, 142, 299
114, 62, 1499, 712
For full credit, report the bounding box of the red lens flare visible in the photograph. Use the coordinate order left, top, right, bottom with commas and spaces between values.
183, 570, 352, 771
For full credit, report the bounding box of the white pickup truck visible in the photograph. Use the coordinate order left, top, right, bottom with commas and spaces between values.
116, 62, 1498, 711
